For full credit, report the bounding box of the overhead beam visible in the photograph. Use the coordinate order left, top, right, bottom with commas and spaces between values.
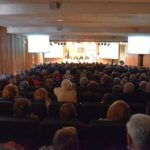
1, 2, 150, 15
48, 34, 128, 42
7, 26, 150, 34
0, 0, 150, 4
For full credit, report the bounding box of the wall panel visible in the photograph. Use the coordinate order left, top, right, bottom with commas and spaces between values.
0, 26, 30, 76
143, 55, 150, 67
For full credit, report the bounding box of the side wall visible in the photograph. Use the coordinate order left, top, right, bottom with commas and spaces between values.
0, 26, 30, 76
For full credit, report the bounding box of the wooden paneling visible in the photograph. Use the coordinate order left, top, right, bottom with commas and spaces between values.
125, 53, 139, 66
143, 55, 150, 67
0, 26, 30, 76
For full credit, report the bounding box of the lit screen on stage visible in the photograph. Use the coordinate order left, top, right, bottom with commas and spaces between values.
99, 42, 119, 59
28, 35, 50, 53
128, 35, 150, 54
44, 44, 64, 58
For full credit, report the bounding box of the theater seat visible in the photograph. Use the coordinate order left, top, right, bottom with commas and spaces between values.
40, 118, 88, 148
87, 120, 127, 150
0, 116, 40, 149
31, 102, 48, 119
0, 100, 13, 116
77, 103, 109, 123
146, 102, 150, 115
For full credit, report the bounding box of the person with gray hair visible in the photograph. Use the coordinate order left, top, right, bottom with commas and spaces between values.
139, 81, 147, 91
123, 82, 137, 103
126, 114, 150, 150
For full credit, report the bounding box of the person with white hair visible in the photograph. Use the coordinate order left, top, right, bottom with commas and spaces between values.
63, 70, 74, 81
54, 79, 77, 103
126, 114, 150, 150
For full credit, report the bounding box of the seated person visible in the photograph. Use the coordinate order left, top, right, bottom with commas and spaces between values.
59, 103, 77, 121
76, 76, 89, 95
19, 81, 29, 92
63, 70, 74, 81
13, 98, 39, 120
2, 84, 19, 101
126, 114, 150, 150
78, 81, 101, 103
53, 127, 79, 150
101, 93, 113, 104
54, 79, 77, 103
123, 82, 137, 103
106, 100, 130, 122
34, 88, 51, 109
39, 126, 79, 150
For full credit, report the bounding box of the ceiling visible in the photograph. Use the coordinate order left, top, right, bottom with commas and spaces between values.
1, 0, 150, 41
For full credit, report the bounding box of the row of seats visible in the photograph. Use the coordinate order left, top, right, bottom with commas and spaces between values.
0, 116, 127, 150
0, 99, 147, 122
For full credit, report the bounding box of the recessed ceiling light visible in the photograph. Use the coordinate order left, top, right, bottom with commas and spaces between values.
57, 19, 63, 22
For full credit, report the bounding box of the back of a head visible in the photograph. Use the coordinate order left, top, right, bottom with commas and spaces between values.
19, 81, 29, 91
45, 78, 54, 87
113, 77, 121, 85
13, 98, 31, 118
66, 70, 70, 75
53, 127, 79, 150
59, 103, 77, 121
130, 74, 137, 83
2, 84, 18, 100
145, 82, 150, 93
102, 93, 113, 104
87, 81, 99, 92
34, 88, 48, 101
127, 114, 150, 150
107, 100, 130, 122
79, 77, 88, 87
123, 82, 135, 94
139, 81, 147, 91
112, 85, 122, 96
8, 78, 16, 85
61, 79, 73, 90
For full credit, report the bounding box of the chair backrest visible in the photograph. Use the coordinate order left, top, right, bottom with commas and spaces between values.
146, 102, 150, 115
31, 102, 48, 119
40, 118, 88, 146
87, 120, 127, 150
48, 103, 61, 118
0, 116, 40, 147
77, 103, 109, 123
130, 103, 146, 114
0, 99, 13, 115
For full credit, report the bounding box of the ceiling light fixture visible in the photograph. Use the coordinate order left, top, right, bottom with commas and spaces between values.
57, 19, 63, 22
